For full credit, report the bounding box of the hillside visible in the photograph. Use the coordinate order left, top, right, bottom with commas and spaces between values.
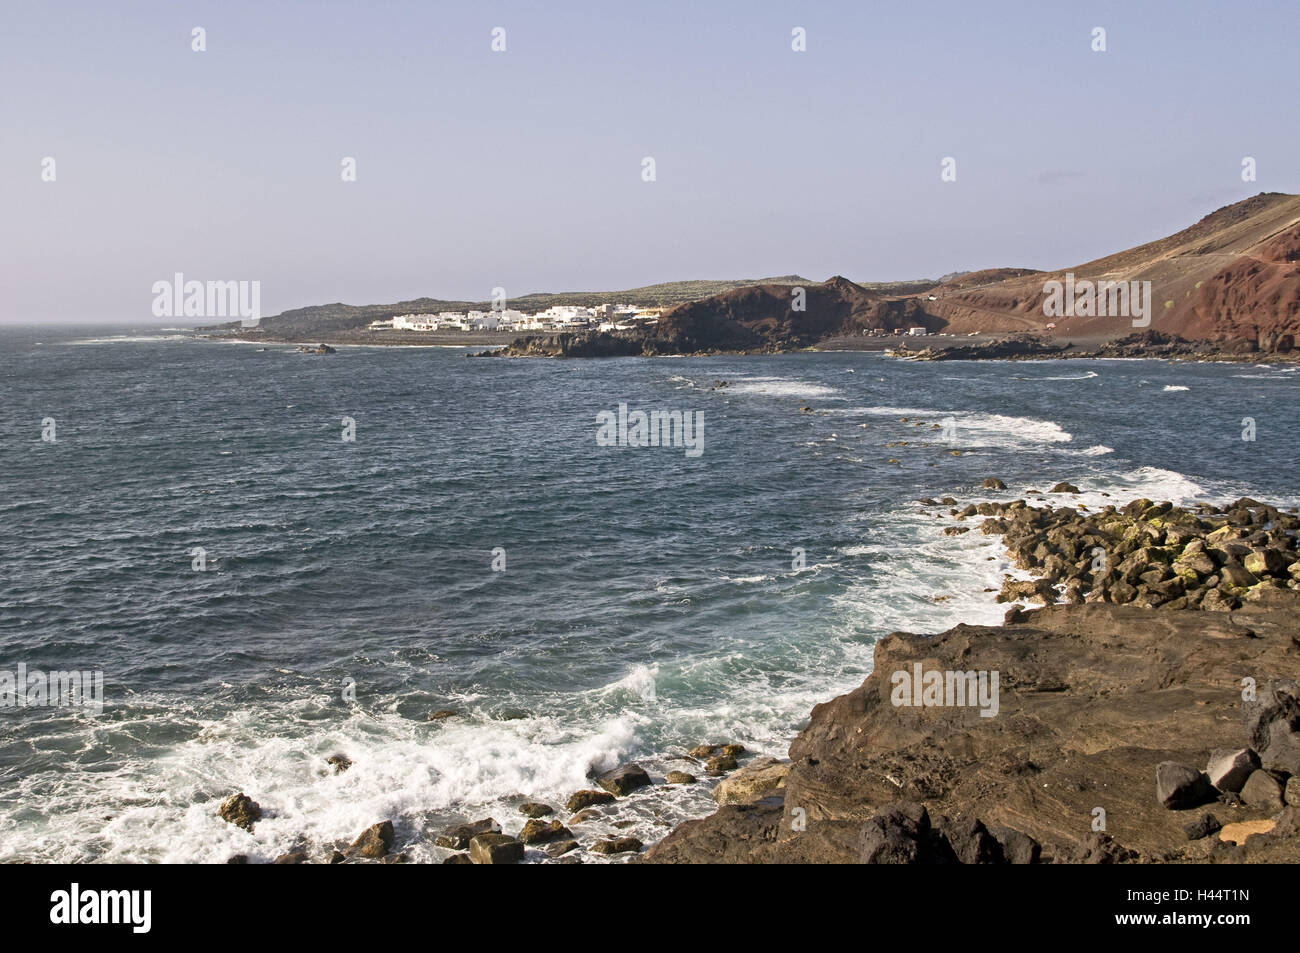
922, 192, 1300, 347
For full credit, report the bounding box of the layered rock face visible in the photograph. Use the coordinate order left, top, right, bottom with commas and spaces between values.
644, 593, 1300, 863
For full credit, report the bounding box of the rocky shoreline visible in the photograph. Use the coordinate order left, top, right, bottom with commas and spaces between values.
212, 490, 1300, 864
644, 492, 1300, 864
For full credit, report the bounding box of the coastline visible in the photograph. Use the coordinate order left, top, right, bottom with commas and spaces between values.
212, 491, 1300, 864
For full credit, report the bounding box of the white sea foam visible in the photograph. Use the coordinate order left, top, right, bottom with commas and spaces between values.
1163, 385, 1190, 392
723, 376, 841, 399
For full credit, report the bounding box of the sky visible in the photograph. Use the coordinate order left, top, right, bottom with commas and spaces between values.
2, 0, 1298, 323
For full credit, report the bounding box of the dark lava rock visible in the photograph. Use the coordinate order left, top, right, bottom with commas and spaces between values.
442, 853, 472, 864
988, 826, 1042, 864
435, 818, 498, 850
859, 802, 955, 864
1156, 762, 1214, 809
1240, 770, 1286, 812
469, 833, 524, 864
218, 793, 262, 832
272, 851, 309, 864
1184, 814, 1222, 841
348, 820, 395, 859
1060, 832, 1138, 864
1206, 748, 1259, 793
546, 839, 580, 858
590, 836, 643, 855
519, 819, 573, 845
596, 762, 652, 797
566, 790, 617, 812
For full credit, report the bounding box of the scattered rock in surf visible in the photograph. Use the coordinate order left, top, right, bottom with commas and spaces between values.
326, 754, 352, 773
435, 818, 499, 850
981, 477, 1006, 490
546, 839, 580, 857
1049, 482, 1080, 493
590, 836, 643, 855
427, 709, 458, 720
665, 771, 696, 785
705, 754, 738, 774
568, 809, 602, 824
566, 790, 616, 813
348, 820, 395, 859
468, 832, 524, 864
329, 850, 345, 864
226, 854, 249, 864
596, 762, 652, 797
442, 853, 472, 864
218, 793, 262, 832
519, 819, 573, 845
519, 801, 554, 818
273, 851, 309, 864
944, 526, 970, 536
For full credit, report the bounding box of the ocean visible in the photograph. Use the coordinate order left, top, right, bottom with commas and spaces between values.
2, 325, 1297, 862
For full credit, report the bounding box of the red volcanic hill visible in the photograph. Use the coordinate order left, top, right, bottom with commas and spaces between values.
655, 275, 936, 351
922, 192, 1300, 347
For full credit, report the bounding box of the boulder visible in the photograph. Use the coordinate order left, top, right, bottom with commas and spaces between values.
1061, 832, 1138, 864
273, 851, 309, 864
596, 763, 651, 796
217, 793, 262, 832
1205, 748, 1260, 793
468, 833, 524, 864
705, 754, 738, 773
1049, 482, 1080, 494
939, 816, 1004, 864
981, 478, 1007, 490
347, 820, 395, 859
665, 771, 697, 785
1239, 770, 1286, 812
435, 818, 499, 850
518, 802, 554, 818
590, 837, 643, 855
442, 853, 472, 865
545, 839, 579, 858
711, 757, 789, 805
519, 819, 573, 845
566, 790, 617, 812
1244, 549, 1285, 576
1183, 814, 1222, 841
1155, 762, 1213, 809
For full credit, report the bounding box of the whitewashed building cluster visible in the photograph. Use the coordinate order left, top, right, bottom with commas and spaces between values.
369, 303, 659, 333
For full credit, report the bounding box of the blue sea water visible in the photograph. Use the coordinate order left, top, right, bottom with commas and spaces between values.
1, 325, 1297, 862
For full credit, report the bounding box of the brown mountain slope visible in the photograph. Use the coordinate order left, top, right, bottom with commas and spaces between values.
923, 193, 1300, 344
655, 275, 937, 351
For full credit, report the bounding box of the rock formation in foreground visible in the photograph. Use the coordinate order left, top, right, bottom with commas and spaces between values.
643, 591, 1300, 863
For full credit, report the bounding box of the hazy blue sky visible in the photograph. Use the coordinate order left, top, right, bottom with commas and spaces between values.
3, 0, 1297, 322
